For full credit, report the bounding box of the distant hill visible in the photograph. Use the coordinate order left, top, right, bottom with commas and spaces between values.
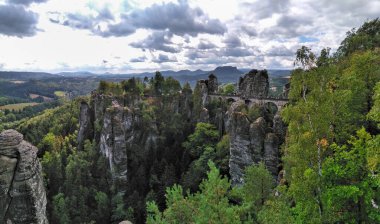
0, 67, 291, 88
0, 71, 56, 80
56, 71, 96, 77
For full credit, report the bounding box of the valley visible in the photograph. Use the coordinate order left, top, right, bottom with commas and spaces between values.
0, 1, 379, 223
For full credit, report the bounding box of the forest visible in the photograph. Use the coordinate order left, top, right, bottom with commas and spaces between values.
2, 19, 379, 224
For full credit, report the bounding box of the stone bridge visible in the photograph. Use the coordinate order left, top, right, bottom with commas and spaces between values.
209, 94, 289, 111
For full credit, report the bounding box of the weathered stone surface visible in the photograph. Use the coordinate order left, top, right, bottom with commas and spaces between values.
250, 117, 266, 164
97, 98, 160, 192
227, 101, 268, 185
228, 110, 252, 185
119, 221, 133, 224
264, 133, 279, 176
0, 130, 48, 224
199, 107, 210, 123
207, 74, 218, 94
100, 101, 129, 185
273, 114, 286, 144
282, 82, 290, 98
196, 80, 209, 106
227, 99, 285, 185
77, 101, 93, 148
238, 69, 269, 98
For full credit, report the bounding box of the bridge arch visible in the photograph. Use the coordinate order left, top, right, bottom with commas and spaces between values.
227, 97, 236, 103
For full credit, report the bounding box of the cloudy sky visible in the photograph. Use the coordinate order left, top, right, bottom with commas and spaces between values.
0, 0, 379, 73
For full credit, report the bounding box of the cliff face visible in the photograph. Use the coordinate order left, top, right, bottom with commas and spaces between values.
0, 130, 48, 224
77, 101, 93, 148
99, 99, 159, 188
226, 101, 285, 185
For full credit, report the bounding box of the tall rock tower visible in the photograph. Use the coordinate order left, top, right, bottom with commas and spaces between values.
238, 69, 269, 98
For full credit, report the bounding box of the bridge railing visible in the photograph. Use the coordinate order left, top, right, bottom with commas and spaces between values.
208, 94, 289, 102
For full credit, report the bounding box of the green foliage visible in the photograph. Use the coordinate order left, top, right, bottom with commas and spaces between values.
282, 21, 380, 223
147, 161, 240, 224
17, 99, 80, 146
231, 162, 275, 222
215, 134, 230, 176
294, 46, 316, 70
192, 82, 204, 117
257, 187, 294, 224
336, 18, 380, 57
241, 163, 274, 212
181, 123, 229, 192
121, 78, 144, 96
111, 193, 134, 223
182, 122, 219, 158
322, 128, 380, 223
52, 193, 70, 224
220, 83, 236, 95
162, 77, 181, 95
153, 71, 165, 95
368, 81, 380, 126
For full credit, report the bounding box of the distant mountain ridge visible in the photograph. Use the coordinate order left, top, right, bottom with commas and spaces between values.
0, 66, 291, 87
0, 71, 56, 80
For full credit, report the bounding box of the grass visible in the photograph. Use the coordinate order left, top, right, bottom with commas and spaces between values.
54, 91, 66, 97
29, 93, 54, 102
0, 102, 39, 111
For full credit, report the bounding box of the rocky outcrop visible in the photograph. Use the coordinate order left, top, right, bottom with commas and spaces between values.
77, 101, 93, 148
0, 130, 48, 224
100, 101, 129, 185
99, 98, 161, 186
282, 82, 290, 98
264, 133, 279, 176
227, 101, 284, 185
207, 74, 218, 94
238, 69, 269, 98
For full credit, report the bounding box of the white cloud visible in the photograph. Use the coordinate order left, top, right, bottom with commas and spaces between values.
0, 0, 378, 73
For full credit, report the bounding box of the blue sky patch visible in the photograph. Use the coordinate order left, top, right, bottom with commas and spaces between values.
299, 36, 319, 43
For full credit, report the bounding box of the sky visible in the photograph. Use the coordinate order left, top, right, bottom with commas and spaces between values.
0, 0, 379, 73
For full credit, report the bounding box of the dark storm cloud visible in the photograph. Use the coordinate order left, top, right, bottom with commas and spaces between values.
152, 54, 177, 63
218, 47, 252, 57
98, 19, 136, 37
50, 0, 226, 37
241, 25, 257, 36
48, 8, 132, 37
241, 0, 290, 19
266, 46, 294, 57
0, 4, 38, 37
261, 14, 314, 39
7, 0, 48, 6
185, 46, 253, 62
223, 35, 242, 48
129, 1, 226, 36
130, 56, 147, 63
62, 13, 94, 30
198, 40, 217, 49
185, 49, 212, 60
130, 31, 180, 53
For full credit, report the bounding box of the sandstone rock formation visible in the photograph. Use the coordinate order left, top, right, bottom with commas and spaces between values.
227, 101, 284, 185
238, 69, 269, 98
207, 74, 218, 94
0, 130, 48, 224
77, 101, 93, 148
